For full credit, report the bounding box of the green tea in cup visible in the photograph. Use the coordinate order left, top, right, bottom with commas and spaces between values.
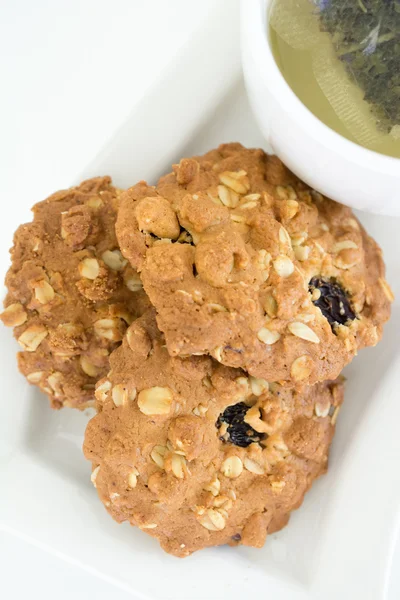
269, 0, 400, 158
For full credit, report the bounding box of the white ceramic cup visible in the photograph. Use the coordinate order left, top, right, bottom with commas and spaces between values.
241, 0, 400, 216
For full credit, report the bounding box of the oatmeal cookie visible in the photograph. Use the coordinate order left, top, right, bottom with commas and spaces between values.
83, 310, 343, 557
1, 177, 150, 409
116, 143, 392, 386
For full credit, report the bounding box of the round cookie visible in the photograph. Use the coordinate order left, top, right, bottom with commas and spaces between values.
84, 310, 344, 557
1, 176, 150, 409
116, 143, 392, 386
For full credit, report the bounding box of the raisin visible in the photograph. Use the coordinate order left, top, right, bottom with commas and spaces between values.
216, 402, 266, 448
309, 277, 356, 330
176, 227, 194, 245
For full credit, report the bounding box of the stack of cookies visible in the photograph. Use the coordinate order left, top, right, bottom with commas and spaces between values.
1, 144, 393, 557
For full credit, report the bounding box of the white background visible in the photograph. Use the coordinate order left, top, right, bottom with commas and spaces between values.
1, 1, 399, 599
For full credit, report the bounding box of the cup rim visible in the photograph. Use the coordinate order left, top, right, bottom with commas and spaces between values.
246, 0, 399, 175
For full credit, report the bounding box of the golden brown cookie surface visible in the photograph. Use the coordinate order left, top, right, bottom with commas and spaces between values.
116, 143, 392, 386
1, 177, 150, 409
84, 310, 343, 557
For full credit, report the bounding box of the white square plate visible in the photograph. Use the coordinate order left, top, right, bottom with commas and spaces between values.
1, 7, 400, 599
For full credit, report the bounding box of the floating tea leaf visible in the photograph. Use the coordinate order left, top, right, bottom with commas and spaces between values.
319, 0, 400, 134
269, 0, 400, 157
